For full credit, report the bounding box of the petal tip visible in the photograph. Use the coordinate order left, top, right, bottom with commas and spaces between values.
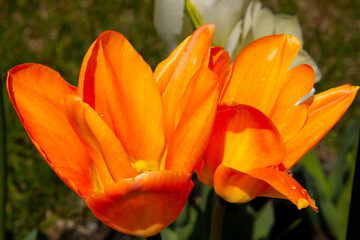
297, 198, 309, 210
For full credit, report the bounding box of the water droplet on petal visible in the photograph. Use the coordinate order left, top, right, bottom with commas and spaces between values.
302, 189, 307, 194
291, 185, 296, 190
267, 165, 278, 170
280, 178, 285, 182
287, 171, 293, 177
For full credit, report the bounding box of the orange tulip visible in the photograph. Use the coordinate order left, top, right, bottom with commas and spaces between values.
7, 25, 219, 237
197, 34, 359, 212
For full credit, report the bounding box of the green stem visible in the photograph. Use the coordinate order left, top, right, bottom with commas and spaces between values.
147, 232, 162, 240
0, 77, 7, 240
210, 197, 227, 240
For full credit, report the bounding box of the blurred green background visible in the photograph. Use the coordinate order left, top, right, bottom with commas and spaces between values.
0, 0, 359, 239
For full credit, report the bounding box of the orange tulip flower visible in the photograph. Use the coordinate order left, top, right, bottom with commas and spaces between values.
7, 25, 219, 237
197, 34, 358, 212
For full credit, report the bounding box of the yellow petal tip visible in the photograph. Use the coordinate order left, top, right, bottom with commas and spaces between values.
297, 198, 309, 210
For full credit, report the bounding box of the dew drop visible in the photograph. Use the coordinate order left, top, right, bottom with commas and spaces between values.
302, 189, 307, 194
291, 185, 296, 190
280, 178, 285, 182
287, 171, 293, 177
267, 165, 278, 170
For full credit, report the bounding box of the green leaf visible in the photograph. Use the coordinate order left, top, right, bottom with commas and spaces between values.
23, 229, 48, 240
329, 119, 360, 200
252, 201, 274, 240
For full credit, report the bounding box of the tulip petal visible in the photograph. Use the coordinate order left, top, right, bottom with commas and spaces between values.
204, 105, 285, 174
78, 30, 165, 167
161, 24, 214, 142
270, 64, 314, 142
213, 165, 318, 212
64, 96, 138, 185
165, 68, 219, 173
246, 167, 318, 212
214, 164, 267, 203
283, 84, 359, 169
154, 36, 191, 93
6, 64, 94, 197
208, 46, 232, 100
221, 34, 301, 116
86, 171, 193, 237
198, 105, 285, 186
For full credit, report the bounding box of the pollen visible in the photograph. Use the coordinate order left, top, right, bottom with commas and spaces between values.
297, 198, 310, 210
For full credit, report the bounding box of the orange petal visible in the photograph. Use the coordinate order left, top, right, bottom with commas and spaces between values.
202, 105, 285, 178
246, 167, 318, 212
213, 165, 267, 203
78, 30, 165, 167
165, 68, 219, 173
270, 64, 315, 142
161, 24, 214, 142
283, 84, 359, 170
154, 36, 191, 93
64, 96, 138, 186
85, 171, 193, 237
208, 46, 232, 101
6, 64, 94, 197
221, 34, 301, 115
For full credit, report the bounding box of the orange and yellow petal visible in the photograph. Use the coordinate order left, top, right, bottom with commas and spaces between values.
165, 68, 219, 173
64, 95, 138, 187
283, 84, 359, 170
213, 165, 267, 203
6, 64, 94, 197
77, 30, 165, 168
85, 171, 193, 237
246, 167, 318, 212
208, 46, 232, 100
203, 105, 285, 175
161, 24, 214, 142
221, 34, 300, 116
270, 64, 315, 142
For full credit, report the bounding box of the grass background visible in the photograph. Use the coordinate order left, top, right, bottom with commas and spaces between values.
0, 0, 359, 239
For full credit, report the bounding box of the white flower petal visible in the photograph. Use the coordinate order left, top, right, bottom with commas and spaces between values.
191, 0, 251, 46
274, 14, 303, 43
226, 20, 243, 56
292, 49, 322, 82
154, 0, 187, 52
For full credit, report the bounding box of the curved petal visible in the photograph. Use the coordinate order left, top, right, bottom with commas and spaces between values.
64, 96, 138, 185
78, 30, 165, 167
86, 171, 193, 237
6, 64, 94, 197
161, 24, 214, 142
214, 164, 267, 203
208, 46, 232, 101
203, 105, 285, 174
270, 64, 314, 142
283, 84, 359, 169
246, 167, 318, 212
221, 34, 301, 116
165, 68, 219, 173
154, 36, 191, 93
